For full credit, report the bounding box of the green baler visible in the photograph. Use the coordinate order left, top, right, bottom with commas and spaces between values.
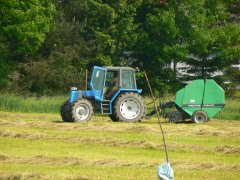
160, 79, 225, 123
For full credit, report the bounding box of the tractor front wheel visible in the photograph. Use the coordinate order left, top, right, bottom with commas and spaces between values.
60, 100, 73, 122
113, 92, 145, 122
192, 110, 208, 123
71, 99, 93, 122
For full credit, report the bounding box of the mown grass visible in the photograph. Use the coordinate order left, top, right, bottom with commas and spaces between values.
0, 112, 239, 179
0, 93, 239, 120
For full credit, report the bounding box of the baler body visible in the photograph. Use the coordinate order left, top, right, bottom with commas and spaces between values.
175, 79, 225, 118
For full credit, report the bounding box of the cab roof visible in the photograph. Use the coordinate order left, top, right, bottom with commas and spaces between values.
104, 66, 135, 71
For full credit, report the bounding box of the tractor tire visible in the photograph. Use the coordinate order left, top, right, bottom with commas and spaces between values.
71, 99, 93, 122
192, 110, 208, 123
109, 106, 119, 122
113, 92, 146, 122
60, 101, 73, 122
109, 114, 119, 122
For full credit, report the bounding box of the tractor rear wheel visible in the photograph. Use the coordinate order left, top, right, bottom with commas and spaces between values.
113, 92, 145, 122
60, 101, 73, 122
71, 99, 93, 122
192, 110, 208, 123
109, 114, 119, 122
109, 106, 119, 122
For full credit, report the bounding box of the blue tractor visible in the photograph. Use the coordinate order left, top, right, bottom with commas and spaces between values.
60, 66, 146, 122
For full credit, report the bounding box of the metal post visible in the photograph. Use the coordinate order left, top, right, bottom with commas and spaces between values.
85, 69, 88, 91
144, 72, 169, 163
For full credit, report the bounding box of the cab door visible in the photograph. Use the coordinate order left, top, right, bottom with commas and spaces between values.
104, 70, 120, 99
90, 66, 106, 101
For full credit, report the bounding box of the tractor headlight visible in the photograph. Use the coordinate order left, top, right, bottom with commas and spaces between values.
71, 87, 78, 91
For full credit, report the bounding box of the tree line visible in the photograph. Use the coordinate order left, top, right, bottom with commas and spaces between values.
0, 0, 240, 95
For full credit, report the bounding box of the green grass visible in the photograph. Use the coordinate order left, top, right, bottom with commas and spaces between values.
0, 93, 66, 114
0, 112, 239, 179
215, 98, 240, 120
0, 93, 239, 120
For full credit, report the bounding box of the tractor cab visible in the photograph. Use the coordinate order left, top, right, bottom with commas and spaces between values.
90, 66, 137, 101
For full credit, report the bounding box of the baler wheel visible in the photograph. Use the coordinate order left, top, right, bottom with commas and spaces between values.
113, 92, 145, 122
60, 101, 73, 122
192, 110, 208, 123
169, 116, 177, 123
71, 99, 93, 122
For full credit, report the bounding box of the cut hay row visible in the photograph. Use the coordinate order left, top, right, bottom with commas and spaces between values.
0, 128, 239, 155
1, 154, 239, 171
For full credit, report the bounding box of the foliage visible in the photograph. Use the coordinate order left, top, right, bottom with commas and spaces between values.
0, 60, 14, 89
15, 54, 86, 95
0, 0, 55, 91
0, 0, 55, 57
0, 0, 239, 95
62, 0, 116, 66
216, 66, 240, 96
133, 0, 240, 93
14, 14, 88, 95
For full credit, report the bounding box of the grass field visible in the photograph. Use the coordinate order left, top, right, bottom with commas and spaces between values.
0, 93, 240, 120
0, 112, 239, 179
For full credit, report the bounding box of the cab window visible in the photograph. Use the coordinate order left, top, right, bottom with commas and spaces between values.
121, 70, 135, 89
